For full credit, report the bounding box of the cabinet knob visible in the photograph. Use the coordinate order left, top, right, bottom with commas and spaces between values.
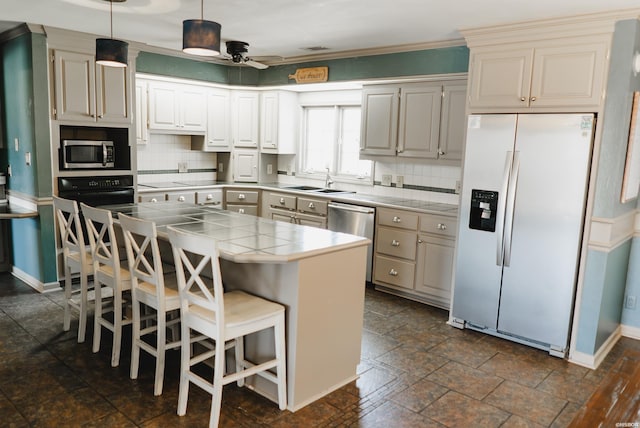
279, 197, 285, 205
520, 97, 526, 102
238, 194, 246, 200
178, 196, 185, 202
391, 239, 400, 247
389, 269, 398, 277
206, 194, 213, 200
98, 114, 104, 119
530, 96, 537, 102
308, 202, 315, 209
290, 215, 296, 223
238, 208, 245, 214
392, 216, 401, 223
438, 149, 445, 156
418, 239, 424, 244
150, 198, 157, 203
437, 223, 447, 230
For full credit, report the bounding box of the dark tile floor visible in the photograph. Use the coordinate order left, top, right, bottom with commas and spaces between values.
0, 272, 637, 427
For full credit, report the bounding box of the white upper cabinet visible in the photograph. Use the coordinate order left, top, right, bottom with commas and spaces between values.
468, 37, 609, 111
233, 149, 259, 182
360, 80, 467, 161
232, 91, 260, 148
148, 80, 206, 133
53, 50, 130, 124
205, 88, 231, 151
260, 91, 298, 154
135, 79, 148, 145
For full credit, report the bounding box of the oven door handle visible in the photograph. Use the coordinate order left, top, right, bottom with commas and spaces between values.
102, 143, 108, 167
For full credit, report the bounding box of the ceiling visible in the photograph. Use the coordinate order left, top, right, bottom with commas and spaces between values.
1, 0, 640, 65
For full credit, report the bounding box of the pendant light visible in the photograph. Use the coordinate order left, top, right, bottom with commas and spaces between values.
96, 0, 128, 68
183, 0, 221, 56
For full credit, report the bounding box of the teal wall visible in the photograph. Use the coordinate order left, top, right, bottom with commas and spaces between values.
1, 31, 57, 283
137, 45, 470, 86
622, 236, 640, 328
574, 20, 640, 356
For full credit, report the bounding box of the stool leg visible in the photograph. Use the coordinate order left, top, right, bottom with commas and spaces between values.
63, 267, 72, 332
177, 322, 190, 416
209, 338, 225, 428
154, 309, 167, 396
93, 281, 103, 353
111, 287, 122, 367
130, 299, 141, 380
235, 336, 245, 387
77, 272, 88, 343
275, 317, 287, 410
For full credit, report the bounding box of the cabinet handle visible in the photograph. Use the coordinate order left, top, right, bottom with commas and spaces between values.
238, 208, 245, 214
178, 196, 185, 202
437, 223, 447, 230
290, 215, 296, 223
391, 239, 400, 247
279, 197, 285, 205
238, 194, 246, 200
520, 97, 526, 102
530, 96, 537, 102
308, 202, 315, 209
150, 198, 157, 203
206, 194, 213, 200
438, 149, 445, 156
418, 239, 424, 244
98, 114, 104, 119
392, 216, 402, 223
389, 269, 398, 277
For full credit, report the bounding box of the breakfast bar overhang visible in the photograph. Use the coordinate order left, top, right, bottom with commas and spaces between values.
102, 202, 370, 412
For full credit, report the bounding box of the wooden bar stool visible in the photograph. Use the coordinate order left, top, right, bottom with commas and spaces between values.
81, 203, 131, 367
167, 226, 287, 427
52, 196, 93, 343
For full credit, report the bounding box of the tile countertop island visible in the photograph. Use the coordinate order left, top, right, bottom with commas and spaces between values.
101, 201, 370, 412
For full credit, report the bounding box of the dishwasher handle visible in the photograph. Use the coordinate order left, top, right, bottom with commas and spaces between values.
328, 202, 375, 214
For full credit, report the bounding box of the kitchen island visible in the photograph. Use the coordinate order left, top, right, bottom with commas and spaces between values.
101, 201, 370, 411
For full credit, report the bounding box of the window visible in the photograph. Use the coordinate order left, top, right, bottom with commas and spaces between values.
300, 105, 372, 183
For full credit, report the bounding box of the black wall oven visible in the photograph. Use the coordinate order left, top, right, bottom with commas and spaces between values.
57, 175, 134, 207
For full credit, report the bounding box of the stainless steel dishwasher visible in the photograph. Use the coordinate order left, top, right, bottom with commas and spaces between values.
328, 202, 375, 282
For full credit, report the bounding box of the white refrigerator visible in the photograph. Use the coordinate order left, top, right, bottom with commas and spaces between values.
450, 114, 594, 356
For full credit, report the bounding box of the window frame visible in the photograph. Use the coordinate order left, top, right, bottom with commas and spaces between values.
298, 102, 373, 186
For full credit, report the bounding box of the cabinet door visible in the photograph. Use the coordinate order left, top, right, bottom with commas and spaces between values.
415, 234, 455, 307
397, 83, 441, 159
260, 92, 278, 150
233, 150, 259, 182
206, 88, 231, 150
180, 85, 206, 132
148, 82, 179, 130
54, 50, 96, 121
96, 64, 129, 123
233, 91, 259, 147
468, 48, 534, 109
529, 41, 608, 108
360, 86, 399, 155
438, 83, 467, 161
135, 80, 148, 145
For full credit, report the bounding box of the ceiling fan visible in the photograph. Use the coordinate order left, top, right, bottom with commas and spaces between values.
222, 41, 269, 69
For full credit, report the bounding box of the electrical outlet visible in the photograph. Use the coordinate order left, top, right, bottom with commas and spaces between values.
267, 164, 273, 175
25, 152, 31, 166
178, 162, 188, 173
381, 174, 392, 186
626, 295, 637, 309
218, 162, 224, 174
7, 165, 11, 177
396, 175, 404, 188
455, 180, 462, 194
286, 164, 292, 176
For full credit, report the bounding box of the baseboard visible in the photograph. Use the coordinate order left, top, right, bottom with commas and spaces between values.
11, 266, 61, 293
621, 324, 640, 340
569, 325, 622, 369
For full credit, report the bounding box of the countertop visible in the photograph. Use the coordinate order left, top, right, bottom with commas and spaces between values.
0, 203, 39, 219
101, 201, 370, 264
137, 181, 458, 216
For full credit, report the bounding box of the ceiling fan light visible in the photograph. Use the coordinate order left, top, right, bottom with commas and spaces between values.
183, 19, 221, 56
96, 38, 128, 67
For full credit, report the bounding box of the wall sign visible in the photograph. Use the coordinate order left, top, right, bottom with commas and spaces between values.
288, 67, 328, 84
622, 91, 640, 203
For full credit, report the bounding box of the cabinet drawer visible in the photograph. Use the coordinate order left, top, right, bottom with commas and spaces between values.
226, 190, 259, 204
376, 227, 416, 260
268, 193, 296, 210
226, 204, 258, 216
420, 214, 457, 237
374, 255, 415, 289
139, 193, 165, 203
196, 190, 222, 207
297, 197, 328, 216
166, 192, 196, 204
377, 208, 418, 230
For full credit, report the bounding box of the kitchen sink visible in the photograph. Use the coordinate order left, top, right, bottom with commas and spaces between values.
284, 185, 354, 195
313, 188, 354, 194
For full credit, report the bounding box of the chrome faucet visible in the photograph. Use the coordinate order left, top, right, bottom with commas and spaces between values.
325, 168, 334, 188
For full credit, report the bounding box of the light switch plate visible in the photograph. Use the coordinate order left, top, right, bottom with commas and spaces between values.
455, 180, 461, 194
396, 175, 404, 188
267, 164, 273, 175
381, 174, 392, 186
178, 162, 188, 173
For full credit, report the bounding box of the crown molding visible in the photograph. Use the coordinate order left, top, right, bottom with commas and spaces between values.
462, 8, 640, 48
42, 25, 140, 59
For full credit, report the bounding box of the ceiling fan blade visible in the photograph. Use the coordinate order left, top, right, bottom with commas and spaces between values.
245, 59, 269, 69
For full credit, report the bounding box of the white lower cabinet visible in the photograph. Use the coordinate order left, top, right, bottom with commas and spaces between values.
373, 207, 456, 309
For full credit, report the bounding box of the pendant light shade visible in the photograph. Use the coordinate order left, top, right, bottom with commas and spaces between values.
96, 0, 128, 68
183, 19, 221, 56
96, 38, 128, 67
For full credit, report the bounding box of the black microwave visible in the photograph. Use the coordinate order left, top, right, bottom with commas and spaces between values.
61, 140, 114, 169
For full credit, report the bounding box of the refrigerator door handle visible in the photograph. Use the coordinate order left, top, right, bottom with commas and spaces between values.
503, 151, 520, 267
496, 151, 513, 266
